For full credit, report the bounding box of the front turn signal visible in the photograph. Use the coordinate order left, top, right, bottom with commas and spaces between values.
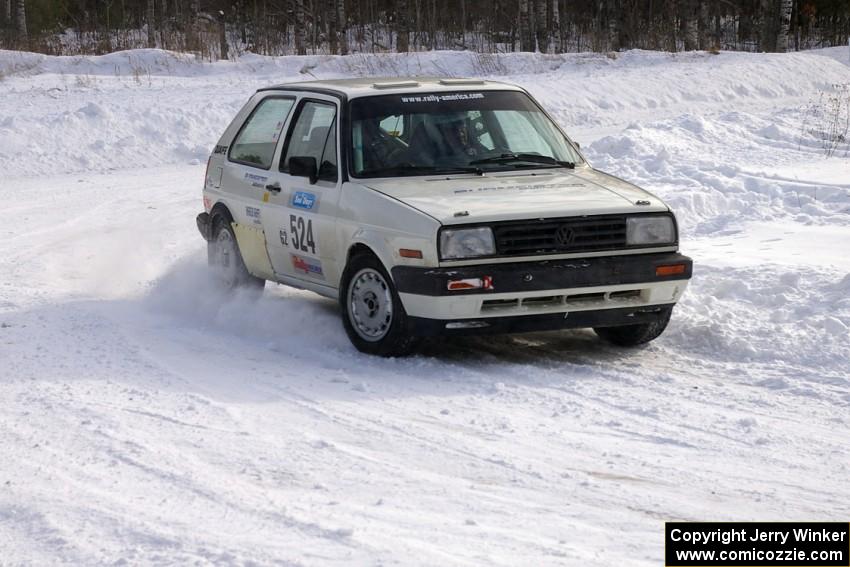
656, 264, 686, 277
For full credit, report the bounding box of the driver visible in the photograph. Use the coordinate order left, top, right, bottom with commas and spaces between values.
439, 113, 488, 159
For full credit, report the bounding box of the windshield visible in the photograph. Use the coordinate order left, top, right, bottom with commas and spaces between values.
349, 90, 583, 178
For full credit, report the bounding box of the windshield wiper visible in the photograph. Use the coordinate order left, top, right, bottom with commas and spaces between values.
358, 165, 484, 177
469, 153, 575, 169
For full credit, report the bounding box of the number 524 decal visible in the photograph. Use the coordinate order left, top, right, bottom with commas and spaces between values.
289, 214, 316, 254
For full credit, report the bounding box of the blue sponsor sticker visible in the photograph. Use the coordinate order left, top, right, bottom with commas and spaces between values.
291, 191, 317, 210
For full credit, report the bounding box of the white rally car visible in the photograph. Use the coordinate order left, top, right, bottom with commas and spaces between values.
196, 78, 692, 356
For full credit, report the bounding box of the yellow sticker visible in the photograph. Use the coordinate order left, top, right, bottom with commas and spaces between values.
262, 192, 270, 203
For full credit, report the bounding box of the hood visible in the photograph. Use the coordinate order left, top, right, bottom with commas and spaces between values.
361, 167, 668, 225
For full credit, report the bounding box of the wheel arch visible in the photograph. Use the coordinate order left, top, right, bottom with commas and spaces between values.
209, 202, 235, 226
341, 239, 395, 289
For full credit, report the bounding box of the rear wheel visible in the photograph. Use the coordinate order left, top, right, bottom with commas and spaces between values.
341, 253, 418, 357
208, 215, 265, 294
593, 307, 673, 346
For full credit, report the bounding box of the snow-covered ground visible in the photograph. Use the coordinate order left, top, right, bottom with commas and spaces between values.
1, 48, 848, 566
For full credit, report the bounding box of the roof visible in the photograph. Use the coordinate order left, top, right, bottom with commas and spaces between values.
259, 77, 524, 98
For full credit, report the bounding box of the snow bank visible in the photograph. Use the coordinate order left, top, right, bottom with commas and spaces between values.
2, 47, 849, 178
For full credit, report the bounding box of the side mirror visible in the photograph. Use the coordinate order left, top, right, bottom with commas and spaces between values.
289, 156, 318, 184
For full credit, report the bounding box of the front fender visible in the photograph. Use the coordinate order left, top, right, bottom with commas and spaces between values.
337, 183, 441, 287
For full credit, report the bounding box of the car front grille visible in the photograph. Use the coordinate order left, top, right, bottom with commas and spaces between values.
493, 215, 628, 256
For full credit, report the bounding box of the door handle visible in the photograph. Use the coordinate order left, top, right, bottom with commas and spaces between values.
265, 182, 281, 193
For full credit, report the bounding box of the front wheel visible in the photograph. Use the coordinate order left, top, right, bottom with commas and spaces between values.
593, 306, 673, 346
341, 253, 418, 357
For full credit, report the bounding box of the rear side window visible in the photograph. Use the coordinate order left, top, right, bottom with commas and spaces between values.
229, 97, 295, 169
281, 101, 338, 182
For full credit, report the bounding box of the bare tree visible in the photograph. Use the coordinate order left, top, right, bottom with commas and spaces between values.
665, 0, 677, 51
607, 0, 621, 51
698, 0, 710, 49
158, 0, 170, 49
186, 0, 200, 52
534, 0, 548, 52
519, 0, 533, 51
682, 0, 699, 50
15, 0, 25, 41
776, 0, 792, 52
147, 0, 156, 48
550, 0, 561, 52
218, 8, 228, 59
294, 0, 306, 55
396, 0, 409, 52
337, 0, 347, 55
760, 0, 776, 52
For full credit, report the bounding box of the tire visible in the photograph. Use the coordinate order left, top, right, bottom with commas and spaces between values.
340, 253, 418, 357
208, 214, 265, 294
593, 306, 673, 347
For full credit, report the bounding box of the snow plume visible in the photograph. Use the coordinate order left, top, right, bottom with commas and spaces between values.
143, 256, 350, 356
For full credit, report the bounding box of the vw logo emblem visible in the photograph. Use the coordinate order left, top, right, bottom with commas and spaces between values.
555, 225, 575, 247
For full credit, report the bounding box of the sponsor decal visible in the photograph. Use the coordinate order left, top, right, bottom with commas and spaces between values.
262, 192, 270, 203
203, 196, 212, 211
213, 144, 228, 155
246, 206, 261, 225
400, 92, 485, 103
279, 229, 288, 246
291, 254, 324, 279
291, 191, 318, 210
453, 182, 583, 194
244, 172, 268, 188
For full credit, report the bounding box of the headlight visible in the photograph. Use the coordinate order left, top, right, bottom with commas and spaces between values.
440, 227, 496, 259
627, 215, 675, 245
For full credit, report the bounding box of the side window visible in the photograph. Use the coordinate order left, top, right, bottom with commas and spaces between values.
281, 101, 338, 182
229, 97, 295, 169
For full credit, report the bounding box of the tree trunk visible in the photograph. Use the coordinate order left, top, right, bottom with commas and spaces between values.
519, 0, 533, 51
337, 0, 347, 55
147, 0, 156, 48
697, 0, 709, 49
550, 0, 561, 52
3, 0, 11, 28
682, 0, 699, 50
460, 0, 466, 48
607, 0, 621, 51
293, 0, 306, 55
666, 0, 677, 51
327, 0, 337, 53
219, 12, 228, 59
776, 0, 792, 52
760, 0, 777, 52
396, 0, 409, 52
187, 0, 200, 52
160, 0, 169, 49
15, 0, 25, 40
534, 0, 548, 52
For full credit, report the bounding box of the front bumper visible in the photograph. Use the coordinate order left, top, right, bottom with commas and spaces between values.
391, 252, 692, 334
